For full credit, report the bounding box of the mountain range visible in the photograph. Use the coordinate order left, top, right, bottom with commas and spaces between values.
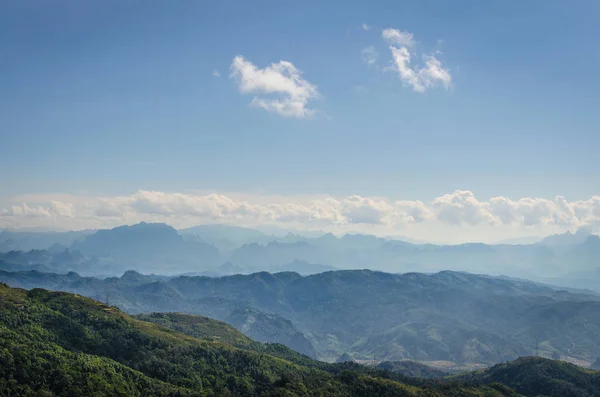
1, 222, 600, 290
2, 268, 600, 367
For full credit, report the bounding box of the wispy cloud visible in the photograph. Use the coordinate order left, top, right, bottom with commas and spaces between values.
361, 46, 379, 66
364, 28, 452, 92
229, 56, 320, 118
212, 69, 221, 77
361, 23, 371, 31
382, 28, 415, 47
387, 46, 451, 92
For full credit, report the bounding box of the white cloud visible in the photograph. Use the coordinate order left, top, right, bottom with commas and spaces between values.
339, 196, 398, 225
432, 190, 496, 226
230, 55, 320, 118
431, 191, 600, 229
362, 23, 371, 31
0, 203, 52, 218
487, 195, 598, 228
366, 28, 451, 92
2, 190, 600, 241
382, 28, 415, 47
361, 46, 379, 66
387, 45, 451, 92
50, 201, 74, 218
420, 54, 452, 89
396, 200, 435, 223
212, 70, 221, 77
388, 46, 425, 92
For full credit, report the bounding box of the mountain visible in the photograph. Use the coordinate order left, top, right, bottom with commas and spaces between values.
273, 259, 337, 275
0, 259, 53, 273
71, 222, 221, 274
384, 235, 430, 245
0, 229, 94, 252
538, 228, 593, 247
0, 248, 91, 274
4, 223, 600, 288
227, 306, 317, 357
3, 268, 600, 367
179, 224, 271, 252
455, 356, 600, 397
0, 283, 518, 396
228, 241, 324, 272
223, 234, 600, 289
496, 236, 542, 245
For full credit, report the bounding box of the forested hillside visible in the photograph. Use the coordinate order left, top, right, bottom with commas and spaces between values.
0, 283, 519, 397
455, 357, 600, 397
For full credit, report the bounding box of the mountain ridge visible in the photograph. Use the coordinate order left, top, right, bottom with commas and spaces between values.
2, 268, 600, 366
2, 222, 600, 290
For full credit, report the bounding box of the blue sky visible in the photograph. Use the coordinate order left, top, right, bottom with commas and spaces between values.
1, 1, 599, 241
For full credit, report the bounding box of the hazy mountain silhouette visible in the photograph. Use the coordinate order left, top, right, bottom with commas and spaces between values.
71, 222, 220, 273
179, 223, 272, 252
538, 228, 593, 247
3, 222, 600, 288
273, 259, 337, 275
0, 229, 93, 252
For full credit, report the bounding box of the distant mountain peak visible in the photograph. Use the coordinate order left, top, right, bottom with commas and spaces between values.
575, 227, 592, 237
583, 234, 600, 245
320, 232, 337, 239
538, 228, 594, 247
122, 270, 143, 278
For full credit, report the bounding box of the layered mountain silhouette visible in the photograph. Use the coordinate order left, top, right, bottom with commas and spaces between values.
2, 222, 600, 289
537, 228, 593, 247
2, 268, 600, 366
71, 222, 221, 273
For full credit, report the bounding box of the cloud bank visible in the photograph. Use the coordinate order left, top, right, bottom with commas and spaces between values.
2, 190, 599, 241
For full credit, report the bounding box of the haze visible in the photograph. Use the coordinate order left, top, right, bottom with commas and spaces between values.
1, 2, 600, 396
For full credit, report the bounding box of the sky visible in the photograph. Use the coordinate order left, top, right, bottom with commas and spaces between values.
1, 0, 599, 243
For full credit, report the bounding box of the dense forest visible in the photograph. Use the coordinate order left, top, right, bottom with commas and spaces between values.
455, 357, 600, 397
0, 283, 521, 396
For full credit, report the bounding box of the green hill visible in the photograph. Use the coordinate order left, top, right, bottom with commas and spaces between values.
134, 312, 256, 348
135, 312, 324, 369
454, 356, 600, 396
0, 283, 518, 396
